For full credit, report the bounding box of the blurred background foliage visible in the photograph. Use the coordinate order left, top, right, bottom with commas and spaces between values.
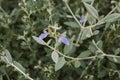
0, 0, 120, 80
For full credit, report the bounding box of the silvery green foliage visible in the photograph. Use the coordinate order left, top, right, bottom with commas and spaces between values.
0, 0, 120, 80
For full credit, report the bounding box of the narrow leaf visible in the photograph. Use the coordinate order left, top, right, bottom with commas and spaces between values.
88, 41, 97, 53
82, 0, 93, 2
13, 61, 26, 73
32, 36, 46, 45
107, 57, 120, 64
79, 50, 91, 57
51, 51, 59, 63
55, 57, 66, 71
5, 49, 12, 63
83, 2, 99, 19
64, 43, 76, 54
114, 48, 120, 55
97, 40, 103, 50
81, 27, 93, 40
105, 13, 120, 22
64, 21, 79, 28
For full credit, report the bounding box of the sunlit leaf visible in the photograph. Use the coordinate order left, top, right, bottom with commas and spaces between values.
83, 2, 99, 19
32, 36, 46, 45
13, 61, 26, 73
88, 41, 97, 53
64, 21, 79, 28
97, 40, 103, 50
74, 61, 81, 68
105, 13, 120, 22
82, 0, 93, 3
55, 57, 66, 71
114, 48, 120, 55
79, 50, 91, 57
4, 49, 12, 63
107, 57, 120, 64
51, 51, 59, 63
81, 27, 93, 40
64, 43, 76, 55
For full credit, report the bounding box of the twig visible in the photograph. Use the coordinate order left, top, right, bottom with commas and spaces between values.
4, 70, 10, 80
80, 54, 97, 79
64, 2, 84, 29
92, 40, 120, 58
64, 1, 84, 44
4, 57, 33, 80
10, 63, 33, 80
83, 0, 95, 27
46, 43, 95, 60
87, 6, 118, 28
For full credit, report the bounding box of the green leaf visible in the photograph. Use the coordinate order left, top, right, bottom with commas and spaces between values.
81, 27, 93, 40
98, 70, 106, 78
93, 30, 99, 35
55, 57, 66, 71
44, 47, 52, 55
108, 62, 117, 70
4, 49, 12, 63
82, 0, 93, 3
97, 40, 103, 50
0, 76, 3, 80
1, 56, 8, 63
79, 50, 91, 57
74, 61, 81, 68
51, 51, 59, 63
83, 2, 99, 19
88, 15, 97, 24
64, 21, 79, 28
13, 61, 26, 73
114, 48, 120, 55
107, 57, 120, 64
32, 36, 46, 45
105, 13, 120, 22
88, 42, 97, 53
63, 0, 68, 2
64, 43, 76, 55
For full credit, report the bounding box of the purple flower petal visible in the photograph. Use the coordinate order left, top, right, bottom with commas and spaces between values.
80, 16, 87, 23
38, 31, 48, 39
58, 34, 69, 45
61, 37, 69, 45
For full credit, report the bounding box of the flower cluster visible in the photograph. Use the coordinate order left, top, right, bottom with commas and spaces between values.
38, 31, 69, 45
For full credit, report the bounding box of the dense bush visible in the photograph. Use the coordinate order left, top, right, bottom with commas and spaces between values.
0, 0, 120, 80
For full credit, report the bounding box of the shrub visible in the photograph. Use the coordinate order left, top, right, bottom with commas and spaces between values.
0, 0, 120, 80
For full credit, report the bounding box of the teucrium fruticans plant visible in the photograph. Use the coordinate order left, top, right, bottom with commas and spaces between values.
0, 0, 120, 79
33, 1, 119, 70
33, 0, 120, 72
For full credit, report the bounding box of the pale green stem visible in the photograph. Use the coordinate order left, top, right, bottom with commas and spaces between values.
5, 57, 33, 80
10, 63, 33, 80
64, 1, 84, 44
46, 43, 95, 60
83, 0, 95, 27
92, 40, 120, 58
64, 2, 83, 29
88, 6, 118, 28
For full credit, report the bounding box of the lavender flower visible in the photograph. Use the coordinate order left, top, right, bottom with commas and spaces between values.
80, 16, 87, 23
58, 34, 69, 45
38, 31, 48, 39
